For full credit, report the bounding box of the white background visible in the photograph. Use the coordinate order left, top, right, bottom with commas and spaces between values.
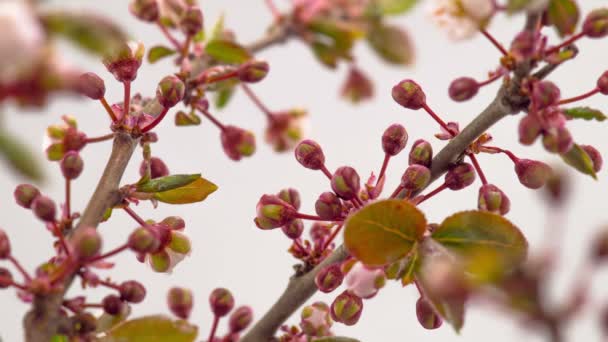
1, 0, 607, 341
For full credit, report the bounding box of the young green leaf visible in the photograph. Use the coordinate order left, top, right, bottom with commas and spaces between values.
100, 315, 198, 342
0, 131, 43, 181
563, 107, 606, 121
137, 174, 201, 193
205, 40, 252, 64
367, 23, 414, 65
506, 0, 532, 13
344, 199, 426, 267
175, 111, 202, 126
154, 177, 218, 204
547, 0, 580, 37
560, 144, 597, 179
148, 45, 176, 64
370, 0, 419, 15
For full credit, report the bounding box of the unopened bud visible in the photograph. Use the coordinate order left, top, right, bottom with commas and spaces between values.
71, 227, 102, 260
168, 287, 194, 319
119, 280, 147, 303
580, 145, 603, 173
315, 263, 344, 293
229, 306, 253, 333
129, 0, 159, 22
281, 219, 303, 239
77, 72, 105, 100
542, 126, 573, 154
330, 290, 363, 326
401, 164, 431, 192
60, 151, 84, 180
392, 79, 426, 110
209, 287, 234, 317
103, 42, 144, 82
161, 216, 186, 230
180, 6, 203, 36
102, 294, 125, 315
315, 192, 343, 221
277, 188, 301, 210
598, 71, 608, 95
139, 157, 170, 179
300, 302, 332, 336
510, 30, 537, 61
294, 140, 325, 170
156, 75, 185, 108
63, 128, 88, 152
478, 184, 510, 215
416, 297, 443, 330
518, 114, 542, 145
128, 227, 160, 254
445, 163, 476, 190
583, 9, 608, 38
382, 124, 408, 156
531, 81, 560, 110
515, 159, 551, 189
254, 195, 297, 230
31, 196, 56, 222
237, 60, 269, 83
0, 230, 10, 259
221, 126, 256, 161
409, 139, 433, 167
449, 77, 479, 102
331, 166, 361, 200
14, 184, 40, 209
0, 268, 13, 288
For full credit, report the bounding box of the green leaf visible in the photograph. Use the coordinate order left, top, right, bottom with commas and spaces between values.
367, 23, 414, 65
137, 174, 201, 193
148, 45, 176, 64
547, 0, 580, 37
506, 0, 532, 13
175, 111, 202, 126
371, 0, 419, 15
432, 211, 528, 281
210, 14, 226, 41
344, 199, 426, 267
563, 107, 606, 121
0, 131, 43, 181
51, 335, 69, 342
560, 144, 597, 179
154, 177, 218, 204
308, 19, 359, 52
310, 41, 340, 69
100, 315, 198, 342
214, 84, 236, 109
42, 11, 127, 56
205, 40, 251, 64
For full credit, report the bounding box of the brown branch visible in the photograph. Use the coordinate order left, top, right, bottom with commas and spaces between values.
246, 21, 294, 54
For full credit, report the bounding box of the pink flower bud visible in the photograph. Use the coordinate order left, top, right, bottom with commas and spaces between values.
478, 184, 510, 215
102, 294, 125, 315
341, 66, 374, 103
518, 114, 542, 145
63, 128, 88, 152
597, 71, 608, 95
103, 42, 144, 82
229, 306, 253, 333
381, 124, 408, 156
331, 166, 361, 200
139, 157, 170, 179
416, 297, 443, 330
277, 188, 301, 210
282, 219, 304, 239
300, 302, 332, 337
76, 72, 105, 100
119, 280, 147, 303
515, 159, 551, 189
0, 230, 10, 259
330, 290, 363, 326
510, 30, 537, 61
221, 126, 256, 161
156, 75, 185, 108
71, 227, 102, 260
128, 227, 161, 254
542, 126, 573, 154
168, 287, 194, 319
294, 140, 325, 170
409, 139, 432, 167
315, 192, 343, 221
129, 0, 159, 22
445, 163, 476, 190
0, 268, 13, 288
344, 262, 385, 299
315, 263, 344, 293
31, 196, 56, 222
14, 184, 40, 209
580, 145, 603, 173
401, 164, 431, 192
531, 81, 560, 110
161, 216, 185, 230
391, 79, 426, 110
60, 151, 84, 180
237, 60, 269, 83
180, 6, 203, 36
209, 287, 234, 317
254, 194, 297, 230
583, 9, 608, 38
449, 77, 479, 102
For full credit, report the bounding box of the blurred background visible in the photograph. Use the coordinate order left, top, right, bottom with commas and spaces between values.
0, 0, 607, 340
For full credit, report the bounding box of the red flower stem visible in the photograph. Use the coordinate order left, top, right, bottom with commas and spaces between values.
477, 70, 505, 87
122, 81, 131, 122
140, 107, 170, 133
157, 21, 182, 50
83, 303, 104, 309
199, 109, 227, 131
557, 88, 600, 105
413, 279, 424, 296
417, 183, 448, 205
98, 279, 121, 291
241, 84, 274, 119
480, 29, 508, 56
323, 224, 343, 251
204, 70, 239, 84
484, 146, 520, 163
50, 260, 76, 285
351, 196, 364, 208
208, 315, 220, 342
65, 179, 71, 221
390, 185, 404, 199
181, 36, 192, 57
122, 206, 148, 227
545, 31, 585, 55
293, 239, 308, 255
320, 165, 333, 180
421, 103, 456, 137
265, 0, 282, 20
85, 133, 115, 144
99, 98, 118, 122
53, 223, 71, 258
295, 213, 329, 221
87, 243, 129, 263
468, 153, 488, 185
377, 154, 390, 186
9, 280, 27, 291
8, 256, 31, 282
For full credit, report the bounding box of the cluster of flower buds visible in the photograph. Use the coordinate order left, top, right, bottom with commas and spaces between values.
299, 302, 333, 337
14, 184, 56, 223
45, 116, 88, 162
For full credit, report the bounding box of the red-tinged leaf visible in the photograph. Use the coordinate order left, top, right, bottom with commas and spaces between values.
344, 199, 426, 267
547, 0, 580, 37
100, 315, 198, 342
154, 177, 218, 204
148, 45, 176, 64
560, 143, 597, 179
205, 40, 251, 64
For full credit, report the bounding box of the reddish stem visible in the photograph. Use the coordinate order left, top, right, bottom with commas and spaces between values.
293, 239, 308, 255
323, 224, 343, 251
199, 109, 227, 131
241, 84, 274, 119
417, 183, 448, 205
480, 29, 508, 56
295, 213, 329, 221
87, 244, 129, 263
9, 256, 31, 282
123, 206, 148, 227
83, 303, 104, 309
53, 223, 71, 258
181, 36, 192, 57
477, 70, 505, 87
468, 153, 488, 185
208, 315, 220, 342
204, 70, 239, 84
98, 279, 121, 291
265, 0, 282, 20
9, 280, 27, 291
545, 31, 585, 55
557, 88, 600, 105
65, 179, 71, 221
320, 165, 333, 180
157, 22, 182, 50
140, 107, 170, 133
484, 146, 519, 163
351, 196, 364, 208
99, 98, 118, 122
122, 81, 131, 122
85, 133, 115, 144
421, 103, 456, 137
390, 185, 404, 199
377, 154, 390, 186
